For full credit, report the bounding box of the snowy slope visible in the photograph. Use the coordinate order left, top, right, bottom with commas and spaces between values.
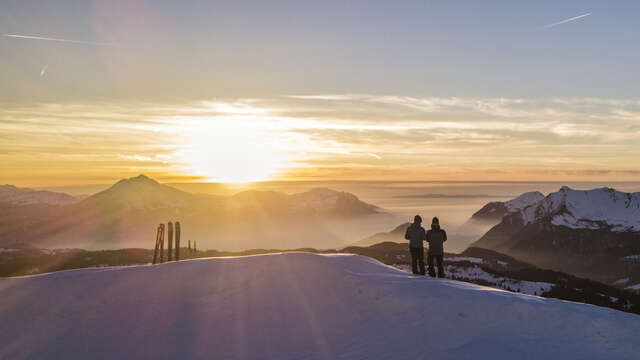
470, 191, 545, 221
393, 262, 553, 296
458, 191, 545, 238
520, 186, 640, 232
504, 191, 546, 213
1, 253, 638, 359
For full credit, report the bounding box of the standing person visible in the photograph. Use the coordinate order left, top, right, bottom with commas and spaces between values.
404, 215, 426, 275
426, 217, 447, 278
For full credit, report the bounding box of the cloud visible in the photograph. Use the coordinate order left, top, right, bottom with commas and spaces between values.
3, 95, 640, 183
287, 94, 363, 101
118, 154, 170, 163
544, 12, 592, 28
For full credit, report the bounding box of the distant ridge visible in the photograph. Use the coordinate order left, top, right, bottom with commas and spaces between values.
352, 222, 410, 247
466, 191, 545, 224
0, 175, 396, 251
0, 185, 77, 205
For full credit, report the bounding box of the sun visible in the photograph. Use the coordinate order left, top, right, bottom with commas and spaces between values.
176, 116, 296, 183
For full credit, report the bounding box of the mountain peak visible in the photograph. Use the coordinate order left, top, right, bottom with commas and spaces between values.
520, 186, 640, 232
114, 174, 159, 186
303, 188, 341, 196
85, 174, 190, 209
470, 191, 545, 223
504, 191, 545, 212
133, 174, 154, 181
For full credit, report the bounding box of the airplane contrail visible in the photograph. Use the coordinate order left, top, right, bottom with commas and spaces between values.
544, 12, 591, 28
2, 34, 116, 46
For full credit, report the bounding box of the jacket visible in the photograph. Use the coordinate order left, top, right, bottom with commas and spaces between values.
426, 226, 447, 255
404, 223, 426, 248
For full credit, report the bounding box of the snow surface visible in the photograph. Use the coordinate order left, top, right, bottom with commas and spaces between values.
443, 264, 553, 296
614, 278, 630, 285
393, 263, 550, 296
1, 253, 638, 359
446, 256, 483, 264
520, 186, 640, 232
504, 191, 545, 213
625, 283, 640, 291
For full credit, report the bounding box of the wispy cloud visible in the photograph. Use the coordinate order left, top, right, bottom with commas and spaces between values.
2, 34, 116, 46
3, 95, 640, 184
287, 94, 362, 101
544, 12, 591, 28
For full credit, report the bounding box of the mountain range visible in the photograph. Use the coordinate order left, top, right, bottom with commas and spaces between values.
0, 175, 398, 250
5, 178, 640, 290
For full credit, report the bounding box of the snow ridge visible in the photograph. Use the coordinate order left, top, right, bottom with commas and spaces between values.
520, 186, 640, 232
504, 191, 545, 213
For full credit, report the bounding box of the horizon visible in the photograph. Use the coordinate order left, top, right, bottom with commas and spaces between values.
29, 178, 640, 197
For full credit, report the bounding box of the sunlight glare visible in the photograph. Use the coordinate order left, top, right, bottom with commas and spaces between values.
177, 116, 297, 183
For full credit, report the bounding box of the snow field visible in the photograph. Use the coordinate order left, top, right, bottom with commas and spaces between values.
0, 253, 638, 359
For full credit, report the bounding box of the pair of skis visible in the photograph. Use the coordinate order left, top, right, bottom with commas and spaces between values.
152, 221, 181, 264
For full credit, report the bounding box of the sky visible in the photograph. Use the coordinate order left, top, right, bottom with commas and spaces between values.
1, 1, 640, 186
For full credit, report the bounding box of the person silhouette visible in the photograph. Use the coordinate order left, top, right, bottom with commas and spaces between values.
426, 217, 447, 278
404, 215, 426, 275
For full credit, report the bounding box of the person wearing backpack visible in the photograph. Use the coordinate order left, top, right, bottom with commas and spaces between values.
404, 215, 426, 275
426, 217, 447, 278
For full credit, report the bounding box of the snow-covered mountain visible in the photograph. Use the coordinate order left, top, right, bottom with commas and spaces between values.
519, 186, 640, 232
463, 191, 545, 227
472, 186, 640, 288
1, 253, 637, 359
0, 185, 77, 205
450, 191, 545, 251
